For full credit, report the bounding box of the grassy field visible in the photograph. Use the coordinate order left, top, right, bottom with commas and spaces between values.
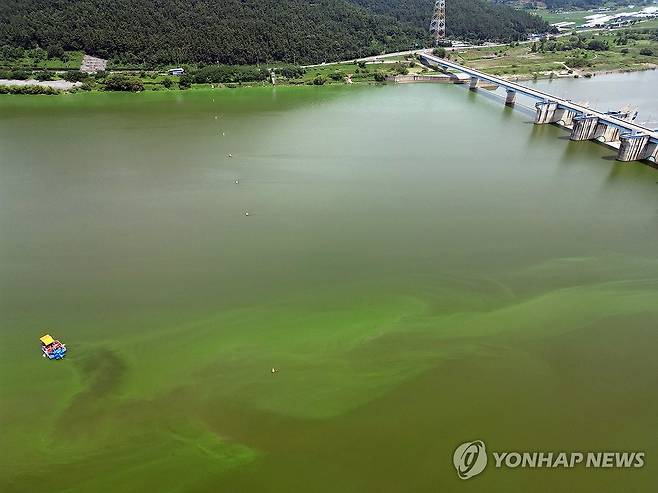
536, 7, 631, 26
0, 50, 84, 70
292, 62, 408, 84
453, 29, 658, 78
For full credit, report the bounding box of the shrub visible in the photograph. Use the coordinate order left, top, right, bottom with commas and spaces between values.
63, 70, 86, 82
587, 39, 608, 51
10, 69, 31, 80
393, 63, 408, 75
639, 48, 654, 56
178, 74, 193, 89
374, 71, 386, 82
192, 65, 268, 84
0, 85, 60, 95
46, 45, 64, 60
34, 71, 54, 81
330, 71, 343, 81
357, 61, 367, 69
432, 47, 446, 58
104, 74, 144, 91
565, 57, 590, 68
312, 75, 326, 85
162, 77, 173, 88
277, 65, 305, 79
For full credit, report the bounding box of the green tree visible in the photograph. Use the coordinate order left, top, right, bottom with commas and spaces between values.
178, 74, 193, 89
0, 0, 552, 66
432, 47, 446, 58
330, 71, 343, 81
34, 70, 54, 81
104, 74, 144, 91
393, 62, 408, 75
587, 39, 608, 52
162, 77, 173, 88
277, 65, 304, 78
63, 71, 86, 82
10, 69, 30, 80
46, 45, 64, 60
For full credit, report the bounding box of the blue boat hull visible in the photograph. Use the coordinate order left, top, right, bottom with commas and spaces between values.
43, 346, 67, 360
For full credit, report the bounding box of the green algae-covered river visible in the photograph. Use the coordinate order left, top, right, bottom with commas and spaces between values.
1, 72, 657, 492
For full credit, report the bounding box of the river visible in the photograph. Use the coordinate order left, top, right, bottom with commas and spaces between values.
1, 72, 657, 492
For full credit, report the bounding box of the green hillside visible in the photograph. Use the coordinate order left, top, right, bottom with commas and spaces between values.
0, 0, 550, 66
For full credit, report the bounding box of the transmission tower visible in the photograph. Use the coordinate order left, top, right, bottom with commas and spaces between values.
430, 0, 446, 45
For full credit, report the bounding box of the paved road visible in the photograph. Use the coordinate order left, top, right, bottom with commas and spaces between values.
301, 28, 611, 69
302, 42, 521, 68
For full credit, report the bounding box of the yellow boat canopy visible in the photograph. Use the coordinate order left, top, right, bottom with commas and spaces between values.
40, 334, 55, 345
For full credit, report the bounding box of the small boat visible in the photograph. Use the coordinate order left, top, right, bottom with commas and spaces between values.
40, 334, 67, 360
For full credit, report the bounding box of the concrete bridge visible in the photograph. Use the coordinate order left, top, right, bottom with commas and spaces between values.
419, 53, 658, 164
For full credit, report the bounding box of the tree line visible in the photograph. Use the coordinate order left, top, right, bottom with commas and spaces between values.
349, 0, 550, 42
0, 0, 551, 67
0, 0, 424, 66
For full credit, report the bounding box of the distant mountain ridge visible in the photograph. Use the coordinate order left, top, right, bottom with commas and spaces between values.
0, 0, 549, 66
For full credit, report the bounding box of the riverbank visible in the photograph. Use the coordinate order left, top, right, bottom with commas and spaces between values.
500, 63, 657, 82
2, 25, 657, 95
451, 26, 658, 80
0, 61, 406, 95
0, 78, 81, 90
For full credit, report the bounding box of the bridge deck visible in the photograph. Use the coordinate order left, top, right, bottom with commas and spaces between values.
420, 53, 658, 141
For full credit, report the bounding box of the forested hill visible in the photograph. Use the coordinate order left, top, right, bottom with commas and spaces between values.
0, 0, 426, 65
349, 0, 550, 42
0, 0, 550, 66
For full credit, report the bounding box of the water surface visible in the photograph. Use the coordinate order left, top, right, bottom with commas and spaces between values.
1, 75, 657, 492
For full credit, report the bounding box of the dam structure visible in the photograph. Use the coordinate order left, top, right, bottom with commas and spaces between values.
419, 53, 658, 164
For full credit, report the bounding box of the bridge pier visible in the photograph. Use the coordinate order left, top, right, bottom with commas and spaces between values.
572, 110, 638, 142
617, 134, 652, 162
647, 142, 658, 164
570, 116, 601, 140
555, 108, 577, 127
571, 116, 625, 143
536, 102, 579, 126
599, 124, 621, 143
417, 52, 657, 167
535, 101, 559, 124
505, 89, 516, 106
